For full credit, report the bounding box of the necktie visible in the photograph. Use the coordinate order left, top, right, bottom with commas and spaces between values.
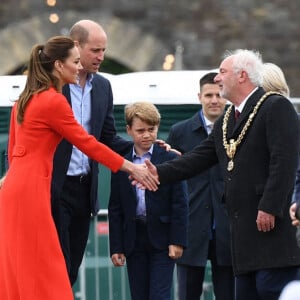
207, 123, 213, 134
235, 109, 240, 120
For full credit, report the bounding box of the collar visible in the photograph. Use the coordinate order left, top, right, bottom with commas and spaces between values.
199, 109, 213, 128
235, 87, 258, 112
132, 144, 154, 159
87, 73, 94, 83
72, 73, 94, 88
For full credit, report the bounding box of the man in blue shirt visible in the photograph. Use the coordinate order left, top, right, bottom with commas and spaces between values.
51, 20, 132, 286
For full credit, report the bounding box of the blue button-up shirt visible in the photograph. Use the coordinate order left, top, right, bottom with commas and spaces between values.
132, 145, 153, 216
67, 74, 93, 176
199, 109, 214, 135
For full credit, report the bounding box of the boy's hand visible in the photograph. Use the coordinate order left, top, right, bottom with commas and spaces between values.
111, 253, 126, 266
168, 245, 183, 260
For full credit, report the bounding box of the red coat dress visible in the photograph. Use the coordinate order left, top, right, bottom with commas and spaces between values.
0, 88, 124, 300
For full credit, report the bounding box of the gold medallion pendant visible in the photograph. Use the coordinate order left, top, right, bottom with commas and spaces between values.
227, 160, 234, 171
222, 91, 280, 172
225, 139, 237, 171
226, 139, 237, 159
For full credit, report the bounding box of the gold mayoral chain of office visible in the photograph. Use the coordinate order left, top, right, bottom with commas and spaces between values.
222, 91, 281, 171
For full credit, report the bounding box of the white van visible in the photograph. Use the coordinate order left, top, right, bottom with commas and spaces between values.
1, 70, 299, 107
0, 70, 211, 106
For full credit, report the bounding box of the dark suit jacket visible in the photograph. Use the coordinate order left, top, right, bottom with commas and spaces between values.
294, 114, 300, 205
296, 163, 300, 203
167, 112, 232, 266
157, 88, 300, 275
108, 144, 188, 257
51, 73, 132, 216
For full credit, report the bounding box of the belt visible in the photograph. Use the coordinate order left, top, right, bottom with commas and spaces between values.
65, 174, 91, 184
136, 215, 147, 224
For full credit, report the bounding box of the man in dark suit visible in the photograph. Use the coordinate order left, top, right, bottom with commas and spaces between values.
290, 159, 300, 248
108, 102, 188, 300
51, 20, 132, 286
288, 115, 300, 237
141, 49, 300, 300
167, 72, 234, 300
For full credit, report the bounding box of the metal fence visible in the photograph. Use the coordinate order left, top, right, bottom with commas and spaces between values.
0, 103, 215, 300
70, 164, 215, 300
73, 209, 215, 300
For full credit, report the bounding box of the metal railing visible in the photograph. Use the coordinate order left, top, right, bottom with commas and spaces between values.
73, 210, 215, 300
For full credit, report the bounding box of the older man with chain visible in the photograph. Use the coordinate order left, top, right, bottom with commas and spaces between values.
139, 49, 300, 300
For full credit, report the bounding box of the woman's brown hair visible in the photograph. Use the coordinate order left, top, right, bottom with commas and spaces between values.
17, 36, 75, 123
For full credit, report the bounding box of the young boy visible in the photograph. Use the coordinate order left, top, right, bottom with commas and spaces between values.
108, 101, 188, 300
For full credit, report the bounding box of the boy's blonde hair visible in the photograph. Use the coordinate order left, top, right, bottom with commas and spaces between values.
125, 101, 161, 127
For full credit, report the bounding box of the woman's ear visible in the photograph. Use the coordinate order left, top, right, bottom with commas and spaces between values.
54, 60, 63, 73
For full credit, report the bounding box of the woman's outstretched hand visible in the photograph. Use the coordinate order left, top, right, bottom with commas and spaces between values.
0, 174, 6, 189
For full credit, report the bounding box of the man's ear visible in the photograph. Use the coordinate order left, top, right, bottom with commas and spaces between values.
197, 92, 203, 105
238, 70, 248, 83
74, 40, 80, 47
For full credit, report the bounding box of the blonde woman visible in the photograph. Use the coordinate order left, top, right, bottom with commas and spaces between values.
262, 62, 290, 97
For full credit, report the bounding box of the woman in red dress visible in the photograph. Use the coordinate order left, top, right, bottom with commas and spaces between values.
0, 36, 157, 300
